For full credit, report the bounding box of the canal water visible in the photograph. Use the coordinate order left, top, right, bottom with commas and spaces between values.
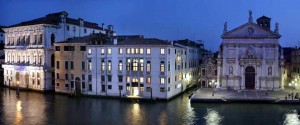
0, 87, 300, 125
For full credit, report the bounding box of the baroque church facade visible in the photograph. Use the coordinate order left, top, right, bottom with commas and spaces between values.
217, 11, 284, 90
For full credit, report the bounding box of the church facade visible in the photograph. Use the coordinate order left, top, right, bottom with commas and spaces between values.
217, 11, 284, 90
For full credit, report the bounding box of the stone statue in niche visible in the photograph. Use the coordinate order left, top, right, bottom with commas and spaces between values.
229, 66, 233, 75
268, 67, 272, 76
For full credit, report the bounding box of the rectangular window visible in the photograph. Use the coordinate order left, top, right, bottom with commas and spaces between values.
160, 78, 165, 84
56, 61, 60, 69
126, 58, 131, 71
108, 61, 112, 71
82, 74, 85, 80
82, 82, 86, 89
146, 61, 151, 72
88, 59, 92, 71
168, 49, 170, 54
84, 28, 87, 33
101, 62, 105, 71
126, 83, 130, 91
140, 77, 144, 83
146, 48, 151, 54
146, 87, 151, 92
82, 61, 85, 70
146, 77, 151, 84
65, 74, 68, 80
160, 87, 165, 92
67, 25, 70, 31
56, 73, 59, 79
101, 75, 105, 82
89, 84, 92, 91
108, 85, 112, 90
119, 48, 123, 54
135, 48, 139, 54
80, 46, 86, 51
56, 83, 59, 86
71, 74, 74, 80
101, 48, 105, 55
70, 61, 74, 70
160, 48, 165, 54
118, 75, 123, 82
88, 75, 92, 81
108, 48, 112, 54
168, 77, 170, 84
160, 62, 165, 72
126, 48, 130, 54
55, 46, 60, 51
168, 61, 170, 71
140, 48, 144, 54
70, 82, 74, 88
132, 59, 138, 71
108, 75, 112, 82
131, 48, 135, 54
65, 61, 68, 69
140, 59, 144, 71
118, 61, 123, 71
126, 76, 130, 83
88, 48, 92, 54
65, 84, 69, 88
140, 84, 144, 92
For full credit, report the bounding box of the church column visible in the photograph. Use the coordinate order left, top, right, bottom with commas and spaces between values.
255, 65, 260, 90
241, 65, 245, 89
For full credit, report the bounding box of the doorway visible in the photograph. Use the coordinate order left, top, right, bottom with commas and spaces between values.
245, 66, 255, 89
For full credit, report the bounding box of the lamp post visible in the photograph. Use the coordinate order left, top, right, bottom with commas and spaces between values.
212, 80, 215, 96
16, 81, 20, 96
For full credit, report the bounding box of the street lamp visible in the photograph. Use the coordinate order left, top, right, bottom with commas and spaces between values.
212, 80, 215, 96
16, 81, 20, 95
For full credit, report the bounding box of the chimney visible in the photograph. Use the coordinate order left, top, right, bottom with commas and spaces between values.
102, 23, 105, 30
113, 39, 118, 45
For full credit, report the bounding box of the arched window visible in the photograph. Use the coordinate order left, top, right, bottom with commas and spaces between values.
51, 33, 55, 45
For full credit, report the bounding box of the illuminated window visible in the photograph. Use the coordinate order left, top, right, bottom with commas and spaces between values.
160, 48, 165, 54
132, 78, 138, 82
126, 48, 130, 54
140, 59, 144, 71
118, 60, 123, 71
146, 77, 151, 83
160, 78, 165, 84
135, 48, 139, 54
88, 59, 92, 71
108, 60, 111, 71
126, 58, 131, 71
140, 77, 144, 83
140, 84, 144, 92
101, 48, 105, 55
132, 59, 138, 71
108, 48, 111, 54
146, 48, 151, 54
88, 49, 92, 54
126, 76, 130, 83
126, 83, 130, 91
146, 61, 151, 72
131, 48, 135, 54
140, 48, 144, 54
101, 60, 105, 71
119, 48, 123, 54
160, 61, 165, 72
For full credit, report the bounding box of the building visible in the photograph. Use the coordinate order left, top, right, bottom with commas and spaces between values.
0, 26, 5, 45
2, 11, 107, 91
289, 47, 300, 89
217, 11, 284, 90
69, 36, 199, 99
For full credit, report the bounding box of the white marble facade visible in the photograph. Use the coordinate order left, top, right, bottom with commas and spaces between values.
217, 11, 284, 90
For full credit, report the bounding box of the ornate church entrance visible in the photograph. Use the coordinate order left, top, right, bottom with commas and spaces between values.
245, 66, 255, 89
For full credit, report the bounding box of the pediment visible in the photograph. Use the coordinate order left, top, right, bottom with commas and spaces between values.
221, 22, 281, 39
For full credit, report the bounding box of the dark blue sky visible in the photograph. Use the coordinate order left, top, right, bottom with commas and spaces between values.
1, 0, 300, 51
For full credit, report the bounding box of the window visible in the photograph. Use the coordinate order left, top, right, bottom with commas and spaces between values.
71, 74, 74, 80
135, 48, 139, 54
146, 48, 151, 54
108, 60, 112, 71
101, 48, 105, 54
80, 46, 86, 51
160, 78, 165, 84
101, 60, 105, 71
56, 61, 59, 69
88, 59, 92, 71
108, 75, 112, 82
160, 61, 165, 72
140, 48, 144, 54
89, 84, 92, 91
56, 83, 59, 86
140, 84, 144, 92
146, 61, 151, 72
140, 59, 144, 71
65, 74, 68, 80
168, 49, 170, 54
126, 48, 130, 54
67, 25, 70, 31
82, 74, 85, 80
88, 49, 92, 54
126, 76, 130, 83
119, 48, 123, 54
168, 77, 170, 84
108, 48, 111, 54
146, 77, 151, 83
65, 84, 69, 88
160, 48, 165, 54
101, 75, 105, 82
108, 85, 112, 90
131, 48, 135, 54
88, 75, 92, 81
73, 27, 76, 32
126, 58, 131, 71
146, 87, 151, 92
132, 59, 138, 71
82, 82, 86, 89
70, 61, 74, 70
118, 75, 123, 82
118, 60, 123, 71
82, 61, 85, 70
84, 28, 87, 33
65, 61, 68, 69
140, 77, 144, 83
56, 73, 59, 79
55, 46, 60, 51
126, 83, 130, 91
168, 61, 170, 71
160, 87, 165, 92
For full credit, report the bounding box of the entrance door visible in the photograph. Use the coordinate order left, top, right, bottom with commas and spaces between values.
245, 66, 255, 89
75, 77, 81, 94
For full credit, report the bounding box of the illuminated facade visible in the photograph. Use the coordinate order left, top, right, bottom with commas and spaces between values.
217, 11, 284, 90
2, 11, 105, 91
84, 38, 201, 99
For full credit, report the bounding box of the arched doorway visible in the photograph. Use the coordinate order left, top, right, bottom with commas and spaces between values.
245, 66, 255, 89
75, 77, 81, 94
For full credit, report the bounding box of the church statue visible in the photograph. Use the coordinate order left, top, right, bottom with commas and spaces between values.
229, 66, 233, 75
248, 10, 253, 22
268, 67, 272, 76
223, 22, 227, 34
274, 22, 279, 34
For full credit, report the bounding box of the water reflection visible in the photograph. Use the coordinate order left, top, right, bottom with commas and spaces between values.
15, 100, 23, 125
203, 108, 223, 125
283, 110, 300, 125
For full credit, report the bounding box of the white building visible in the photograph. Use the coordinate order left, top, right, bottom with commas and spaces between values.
84, 37, 200, 99
2, 11, 107, 91
217, 11, 284, 90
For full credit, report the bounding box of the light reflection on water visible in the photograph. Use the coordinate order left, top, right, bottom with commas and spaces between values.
15, 100, 23, 125
203, 108, 223, 125
283, 110, 300, 125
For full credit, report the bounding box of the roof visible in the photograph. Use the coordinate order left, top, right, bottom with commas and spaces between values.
257, 16, 271, 20
7, 11, 102, 30
0, 26, 7, 32
117, 38, 171, 46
